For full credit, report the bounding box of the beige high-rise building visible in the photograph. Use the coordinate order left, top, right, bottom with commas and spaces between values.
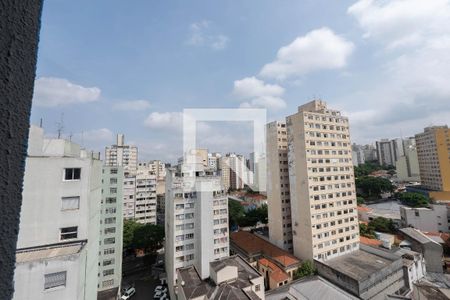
276, 100, 359, 261
219, 156, 231, 191
266, 121, 293, 251
415, 126, 450, 192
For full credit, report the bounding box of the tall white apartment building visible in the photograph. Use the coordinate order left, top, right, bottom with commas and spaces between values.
98, 166, 124, 297
376, 139, 399, 166
165, 163, 229, 299
219, 155, 231, 191
13, 126, 102, 300
208, 152, 222, 171
134, 165, 157, 224
229, 153, 246, 190
267, 121, 293, 251
105, 134, 138, 176
123, 177, 136, 220
138, 160, 166, 180
286, 100, 359, 261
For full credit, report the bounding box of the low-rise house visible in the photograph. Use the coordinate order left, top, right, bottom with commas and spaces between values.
265, 275, 358, 300
315, 244, 407, 300
400, 204, 449, 233
399, 228, 444, 273
230, 231, 301, 290
176, 255, 265, 300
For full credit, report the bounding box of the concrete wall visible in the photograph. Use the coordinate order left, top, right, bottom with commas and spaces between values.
0, 1, 43, 297
13, 250, 87, 300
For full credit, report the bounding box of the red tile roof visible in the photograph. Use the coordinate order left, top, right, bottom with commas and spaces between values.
258, 258, 289, 283
230, 231, 300, 267
360, 236, 382, 247
357, 206, 372, 212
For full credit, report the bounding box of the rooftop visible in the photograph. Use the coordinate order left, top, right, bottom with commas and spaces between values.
319, 245, 401, 282
360, 236, 383, 247
258, 258, 289, 283
16, 240, 86, 263
178, 255, 263, 300
400, 228, 440, 245
266, 275, 359, 300
230, 231, 300, 268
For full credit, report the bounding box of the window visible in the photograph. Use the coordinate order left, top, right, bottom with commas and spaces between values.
104, 237, 115, 245
110, 168, 118, 174
102, 279, 114, 288
104, 248, 115, 255
105, 197, 116, 204
61, 196, 80, 210
103, 258, 115, 266
255, 284, 261, 292
60, 226, 77, 240
44, 271, 66, 290
104, 227, 116, 234
64, 168, 81, 180
103, 269, 114, 276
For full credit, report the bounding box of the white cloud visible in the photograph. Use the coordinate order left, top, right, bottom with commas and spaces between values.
348, 0, 450, 49
344, 0, 450, 142
33, 77, 101, 107
260, 27, 355, 80
112, 100, 151, 111
144, 112, 183, 130
187, 20, 229, 50
232, 77, 286, 110
76, 128, 114, 142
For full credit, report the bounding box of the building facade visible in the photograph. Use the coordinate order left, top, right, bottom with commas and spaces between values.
134, 165, 158, 224
13, 126, 102, 300
98, 166, 124, 296
415, 126, 450, 192
286, 100, 359, 261
105, 133, 138, 177
376, 139, 399, 166
165, 163, 229, 299
400, 204, 449, 233
267, 121, 293, 251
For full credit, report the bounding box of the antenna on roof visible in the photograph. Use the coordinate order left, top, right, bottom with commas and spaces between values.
39, 118, 43, 128
56, 113, 64, 139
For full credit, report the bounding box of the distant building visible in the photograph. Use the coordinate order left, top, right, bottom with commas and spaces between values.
138, 160, 166, 180
399, 228, 443, 273
230, 231, 301, 290
376, 139, 399, 166
134, 165, 157, 224
13, 126, 102, 300
351, 144, 365, 166
105, 134, 138, 177
395, 137, 420, 182
98, 166, 124, 298
415, 126, 450, 197
208, 152, 221, 171
165, 163, 229, 299
122, 177, 136, 220
315, 244, 407, 299
265, 276, 359, 300
176, 255, 265, 300
400, 204, 449, 233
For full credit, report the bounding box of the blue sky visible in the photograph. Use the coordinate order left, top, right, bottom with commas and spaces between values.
31, 0, 450, 162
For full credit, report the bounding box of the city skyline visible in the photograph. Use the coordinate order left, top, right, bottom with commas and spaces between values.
30, 0, 450, 161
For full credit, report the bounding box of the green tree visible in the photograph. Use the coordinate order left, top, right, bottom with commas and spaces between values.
359, 223, 375, 238
355, 176, 395, 199
293, 260, 316, 280
132, 224, 165, 253
369, 217, 396, 234
398, 192, 429, 208
228, 199, 245, 228
123, 219, 141, 249
357, 196, 365, 205
354, 162, 382, 178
